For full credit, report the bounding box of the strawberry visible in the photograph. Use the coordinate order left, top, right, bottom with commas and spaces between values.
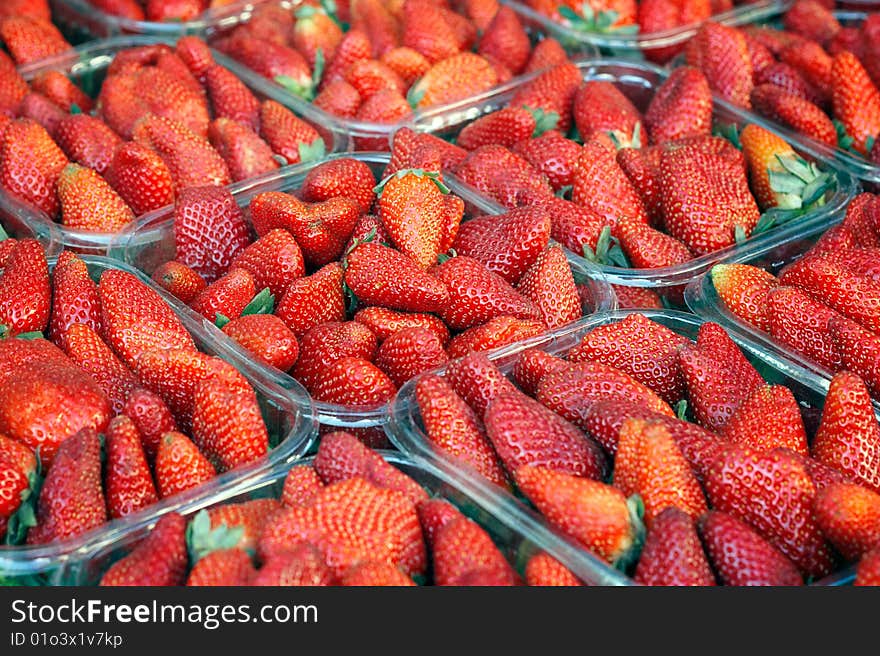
17, 91, 66, 137
831, 52, 880, 156
511, 130, 581, 192
0, 0, 51, 21
321, 28, 372, 88
685, 22, 753, 109
572, 80, 642, 146
252, 544, 336, 586
841, 193, 880, 247
57, 164, 135, 233
175, 35, 213, 81
345, 242, 449, 314
315, 80, 363, 120
638, 0, 686, 64
783, 0, 840, 45
677, 322, 764, 432
610, 284, 663, 310
524, 37, 568, 74
258, 477, 426, 577
515, 464, 642, 565
27, 428, 106, 544
105, 141, 176, 216
225, 36, 315, 101
195, 499, 281, 556
417, 498, 463, 549
189, 268, 257, 324
311, 356, 397, 409
30, 70, 92, 114
0, 119, 68, 218
351, 0, 399, 59
61, 322, 138, 415
478, 8, 530, 75
173, 185, 249, 283
132, 115, 230, 192
441, 7, 478, 52
515, 244, 581, 330
644, 67, 713, 145
259, 100, 324, 166
524, 552, 581, 586
341, 561, 415, 586
754, 62, 823, 105
275, 262, 346, 338
292, 5, 343, 69
401, 0, 460, 63
719, 385, 809, 456
343, 59, 406, 102
381, 47, 431, 87
829, 317, 880, 398
387, 128, 467, 177
814, 482, 880, 562
855, 547, 880, 586
454, 145, 553, 209
221, 314, 299, 372
698, 511, 803, 586
354, 306, 449, 345
98, 269, 196, 369
709, 263, 778, 333
373, 326, 448, 388
145, 0, 206, 21
187, 549, 255, 586
750, 84, 837, 148
0, 239, 50, 338
705, 446, 833, 579
100, 513, 187, 586
289, 319, 375, 392
191, 369, 269, 472
207, 118, 279, 183
767, 286, 843, 371
0, 53, 27, 116
508, 61, 581, 134
634, 507, 715, 586
510, 348, 568, 398
456, 108, 543, 151
281, 465, 324, 507
301, 157, 377, 214
353, 89, 414, 150
613, 218, 694, 271
430, 255, 540, 330
150, 261, 206, 304
0, 15, 69, 66
314, 431, 427, 504
155, 431, 216, 499
432, 515, 517, 586
104, 415, 158, 520
446, 315, 546, 358
445, 351, 519, 416
53, 115, 123, 178
811, 371, 880, 493
811, 225, 859, 256
659, 142, 760, 256
408, 52, 498, 110
779, 41, 832, 103
120, 387, 176, 463
569, 313, 688, 406
485, 391, 608, 480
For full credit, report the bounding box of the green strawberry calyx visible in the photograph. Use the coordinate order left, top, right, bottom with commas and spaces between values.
613, 494, 646, 572
215, 288, 276, 328
298, 137, 327, 165
523, 106, 560, 138
607, 121, 642, 151
4, 453, 43, 547
582, 225, 630, 268
559, 6, 640, 35
373, 168, 451, 196
406, 83, 426, 111
186, 509, 247, 564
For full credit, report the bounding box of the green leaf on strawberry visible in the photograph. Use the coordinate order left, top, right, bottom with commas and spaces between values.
275, 75, 315, 102
298, 138, 326, 164
582, 225, 630, 268
186, 509, 246, 564
373, 168, 450, 196
240, 287, 275, 317
714, 123, 742, 150
4, 454, 42, 547
523, 106, 559, 138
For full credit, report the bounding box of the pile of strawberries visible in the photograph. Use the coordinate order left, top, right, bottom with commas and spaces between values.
416, 57, 834, 307
683, 1, 880, 164
97, 432, 581, 586
86, 0, 241, 22
0, 0, 72, 66
0, 36, 326, 234
710, 191, 880, 400
211, 0, 572, 147
142, 152, 594, 445
0, 239, 275, 548
411, 313, 880, 585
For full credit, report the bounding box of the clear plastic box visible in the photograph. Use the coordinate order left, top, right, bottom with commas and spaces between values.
409, 58, 858, 304
107, 151, 617, 443
0, 254, 317, 585
387, 308, 865, 585
5, 36, 351, 255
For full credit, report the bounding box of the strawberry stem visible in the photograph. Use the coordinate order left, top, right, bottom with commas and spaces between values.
240, 287, 275, 317
186, 510, 247, 564
298, 137, 326, 164
373, 168, 450, 196
215, 313, 230, 329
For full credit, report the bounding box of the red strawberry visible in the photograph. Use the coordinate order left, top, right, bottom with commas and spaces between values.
27, 428, 106, 545
202, 63, 259, 130
511, 130, 581, 192
445, 351, 519, 417
53, 114, 123, 177
454, 144, 553, 209
300, 157, 376, 214
828, 317, 880, 398
155, 431, 216, 499
515, 465, 641, 565
685, 22, 753, 109
611, 284, 663, 310
221, 314, 299, 372
515, 244, 581, 330
374, 326, 448, 388
381, 47, 431, 87
351, 0, 399, 59
767, 286, 843, 371
526, 195, 610, 258
811, 371, 880, 493
188, 267, 256, 324
132, 349, 213, 431
341, 561, 415, 586
750, 84, 837, 148
30, 70, 91, 113
187, 549, 255, 586
0, 119, 68, 218
224, 36, 314, 101
387, 128, 467, 177
456, 108, 542, 151
57, 164, 135, 232
275, 262, 347, 338
855, 546, 880, 586
353, 89, 414, 151
572, 80, 642, 146
17, 91, 66, 137
207, 117, 279, 183
354, 306, 449, 345
814, 482, 880, 561
314, 431, 427, 505
524, 37, 568, 74
408, 52, 498, 110
104, 415, 158, 520
644, 67, 713, 145
313, 78, 363, 118
150, 261, 206, 304
524, 552, 581, 586
432, 515, 517, 586
0, 53, 27, 116
783, 0, 840, 45
311, 356, 397, 409
709, 263, 778, 333
779, 41, 832, 103
120, 387, 176, 463
477, 6, 530, 75
401, 0, 460, 63
196, 499, 281, 556
0, 239, 50, 338
175, 35, 214, 81
719, 384, 809, 456
508, 61, 581, 133
292, 5, 344, 69
100, 513, 187, 586
634, 507, 715, 586
321, 28, 372, 88
291, 320, 378, 391
704, 446, 833, 579
281, 465, 324, 507
252, 544, 336, 586
259, 100, 324, 166
343, 59, 406, 102
832, 53, 880, 156
698, 511, 803, 586
0, 15, 69, 66
510, 348, 568, 397
105, 141, 176, 216
446, 315, 546, 359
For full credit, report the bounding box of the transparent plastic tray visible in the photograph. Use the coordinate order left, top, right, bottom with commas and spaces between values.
6, 35, 350, 256
501, 0, 787, 60
387, 308, 863, 585
107, 151, 616, 441
0, 254, 317, 585
49, 0, 275, 41
53, 451, 573, 585
410, 58, 858, 304
1, 195, 63, 258
685, 224, 880, 412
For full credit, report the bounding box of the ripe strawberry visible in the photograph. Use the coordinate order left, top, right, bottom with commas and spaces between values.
30, 70, 92, 114
401, 0, 459, 63
120, 387, 176, 463
511, 131, 581, 192
515, 465, 641, 565
380, 47, 431, 87
750, 84, 837, 148
345, 242, 449, 314
351, 0, 400, 59
145, 0, 206, 21
252, 543, 336, 586
779, 40, 832, 103
258, 477, 426, 577
840, 193, 880, 247
354, 88, 414, 151
709, 263, 778, 333
314, 431, 427, 505
432, 515, 518, 586
509, 61, 581, 133
456, 108, 541, 151
289, 320, 375, 391
766, 286, 842, 371
0, 119, 68, 218
104, 415, 158, 520
207, 118, 279, 183
831, 52, 880, 156
510, 348, 568, 398
634, 507, 715, 586
828, 317, 880, 398
644, 67, 712, 145
813, 482, 880, 562
341, 561, 415, 586
705, 445, 833, 579
446, 315, 546, 359
292, 5, 343, 69
0, 15, 69, 66
174, 35, 214, 81
321, 28, 372, 88
614, 218, 694, 271
311, 356, 397, 408
27, 428, 106, 544
189, 268, 257, 324
225, 36, 315, 101
444, 350, 519, 416
855, 547, 880, 586
150, 261, 206, 304
685, 22, 753, 109
275, 262, 346, 338
100, 513, 187, 586
568, 313, 688, 406
62, 322, 138, 414
17, 91, 67, 137
155, 431, 216, 499
698, 511, 803, 586
343, 59, 406, 102
354, 306, 449, 345
0, 54, 27, 116
0, 0, 51, 21
524, 552, 581, 586
373, 326, 448, 388
573, 80, 642, 146
52, 115, 122, 178
454, 144, 553, 209
0, 239, 50, 338
524, 37, 567, 74
515, 244, 581, 330
281, 465, 323, 508
485, 391, 607, 480
783, 0, 840, 45
186, 549, 255, 586
105, 141, 176, 216
300, 157, 376, 214
754, 62, 823, 106
98, 269, 196, 369
719, 385, 809, 456
408, 52, 498, 110
387, 127, 467, 177
221, 314, 299, 372
474, 7, 528, 75
259, 100, 324, 166
193, 499, 281, 556
57, 164, 135, 233
314, 80, 363, 120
